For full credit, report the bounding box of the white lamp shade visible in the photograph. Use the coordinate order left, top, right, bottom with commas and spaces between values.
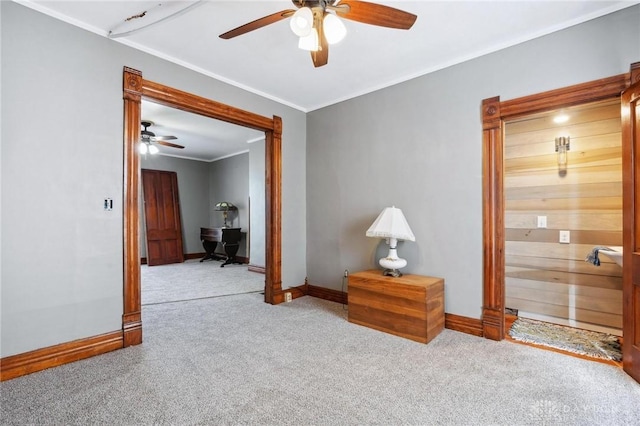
366, 206, 415, 241
148, 144, 159, 154
324, 13, 346, 44
290, 7, 313, 37
298, 28, 319, 51
138, 142, 148, 154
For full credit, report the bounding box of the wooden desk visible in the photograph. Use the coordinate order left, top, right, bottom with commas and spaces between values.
199, 227, 242, 267
348, 270, 444, 344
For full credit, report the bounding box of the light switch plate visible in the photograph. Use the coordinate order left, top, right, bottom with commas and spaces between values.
537, 216, 547, 228
559, 230, 570, 244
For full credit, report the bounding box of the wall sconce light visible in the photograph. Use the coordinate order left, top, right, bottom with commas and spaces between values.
555, 136, 570, 168
215, 202, 237, 228
366, 206, 415, 277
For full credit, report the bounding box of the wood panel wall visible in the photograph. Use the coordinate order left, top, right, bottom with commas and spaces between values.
504, 99, 623, 332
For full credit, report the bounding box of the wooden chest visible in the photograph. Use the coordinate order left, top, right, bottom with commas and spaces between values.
347, 270, 445, 344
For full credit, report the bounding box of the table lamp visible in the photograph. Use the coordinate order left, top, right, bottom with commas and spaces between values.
366, 206, 415, 277
215, 201, 237, 228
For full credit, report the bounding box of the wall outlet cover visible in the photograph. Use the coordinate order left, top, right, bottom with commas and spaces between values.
559, 230, 570, 244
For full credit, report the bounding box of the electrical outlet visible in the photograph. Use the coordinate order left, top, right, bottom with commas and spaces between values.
537, 215, 547, 228
559, 230, 570, 244
284, 292, 292, 303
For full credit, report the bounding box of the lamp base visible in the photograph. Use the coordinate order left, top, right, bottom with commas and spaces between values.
377, 244, 407, 278
382, 268, 403, 277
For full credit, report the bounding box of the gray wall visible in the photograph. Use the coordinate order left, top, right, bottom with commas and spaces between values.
209, 153, 250, 258
139, 155, 210, 258
249, 140, 266, 268
1, 2, 307, 357
306, 6, 640, 319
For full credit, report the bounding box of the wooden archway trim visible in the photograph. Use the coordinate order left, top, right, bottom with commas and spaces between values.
122, 67, 283, 347
481, 96, 505, 341
481, 71, 631, 341
123, 68, 143, 347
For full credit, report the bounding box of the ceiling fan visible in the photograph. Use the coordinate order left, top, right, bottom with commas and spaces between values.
219, 0, 417, 68
139, 121, 184, 154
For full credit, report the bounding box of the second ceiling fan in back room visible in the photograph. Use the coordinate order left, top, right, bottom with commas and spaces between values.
139, 121, 184, 155
219, 0, 417, 68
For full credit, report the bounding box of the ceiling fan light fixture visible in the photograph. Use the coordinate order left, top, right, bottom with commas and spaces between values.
139, 141, 159, 155
139, 142, 148, 155
290, 7, 313, 37
323, 13, 346, 44
298, 27, 319, 51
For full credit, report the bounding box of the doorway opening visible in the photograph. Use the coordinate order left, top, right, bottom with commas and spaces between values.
480, 71, 630, 343
481, 63, 640, 382
138, 111, 268, 305
503, 98, 623, 337
122, 67, 284, 347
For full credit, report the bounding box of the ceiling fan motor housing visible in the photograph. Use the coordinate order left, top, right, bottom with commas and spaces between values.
294, 0, 325, 8
141, 120, 156, 138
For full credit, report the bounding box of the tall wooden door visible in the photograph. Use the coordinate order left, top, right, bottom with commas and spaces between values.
621, 72, 640, 383
142, 169, 184, 266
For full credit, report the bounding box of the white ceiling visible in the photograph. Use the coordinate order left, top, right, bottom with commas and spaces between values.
141, 100, 264, 162
19, 0, 639, 161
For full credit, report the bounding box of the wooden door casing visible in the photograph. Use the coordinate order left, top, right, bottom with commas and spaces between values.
481, 70, 632, 341
142, 169, 184, 266
621, 64, 640, 382
122, 67, 284, 348
482, 63, 640, 385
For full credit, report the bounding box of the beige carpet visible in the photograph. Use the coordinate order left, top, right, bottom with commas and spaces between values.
141, 259, 264, 305
2, 294, 639, 425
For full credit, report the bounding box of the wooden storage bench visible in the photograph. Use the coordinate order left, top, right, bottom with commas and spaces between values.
347, 270, 444, 344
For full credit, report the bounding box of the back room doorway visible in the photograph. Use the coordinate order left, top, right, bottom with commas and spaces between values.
138, 99, 268, 306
